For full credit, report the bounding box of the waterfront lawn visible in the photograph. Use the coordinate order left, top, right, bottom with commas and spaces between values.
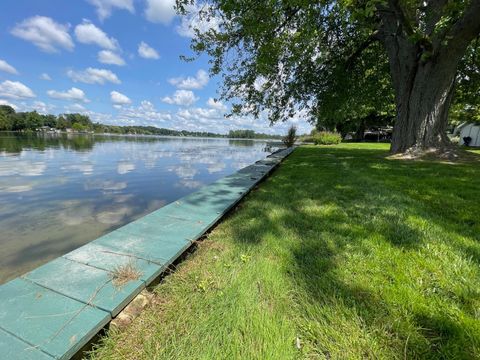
91, 143, 480, 359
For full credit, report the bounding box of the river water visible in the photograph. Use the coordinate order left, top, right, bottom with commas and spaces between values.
0, 133, 277, 283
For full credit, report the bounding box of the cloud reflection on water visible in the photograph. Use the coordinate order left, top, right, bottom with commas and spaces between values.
207, 162, 226, 173
0, 161, 47, 176
168, 164, 198, 179
61, 163, 94, 175
84, 179, 127, 192
0, 184, 34, 193
58, 200, 95, 226
117, 161, 135, 174
96, 205, 133, 225
176, 179, 203, 189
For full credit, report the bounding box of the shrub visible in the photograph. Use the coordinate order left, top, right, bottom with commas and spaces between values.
299, 135, 315, 143
313, 131, 342, 145
282, 125, 297, 147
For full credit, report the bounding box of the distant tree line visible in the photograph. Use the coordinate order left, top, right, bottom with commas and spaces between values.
228, 129, 282, 139
0, 105, 282, 139
0, 106, 97, 132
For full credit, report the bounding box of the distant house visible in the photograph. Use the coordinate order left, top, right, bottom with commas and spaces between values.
36, 126, 56, 133
455, 123, 480, 147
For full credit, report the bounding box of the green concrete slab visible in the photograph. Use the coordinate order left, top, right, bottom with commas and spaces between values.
179, 184, 251, 215
182, 190, 244, 209
213, 177, 257, 190
0, 328, 53, 360
187, 177, 253, 198
63, 242, 163, 285
157, 176, 263, 226
256, 159, 280, 166
239, 165, 269, 175
0, 278, 110, 360
160, 201, 230, 227
118, 212, 205, 242
23, 257, 145, 317
93, 230, 192, 267
170, 200, 230, 226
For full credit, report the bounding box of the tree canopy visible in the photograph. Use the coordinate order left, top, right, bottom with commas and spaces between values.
177, 0, 480, 153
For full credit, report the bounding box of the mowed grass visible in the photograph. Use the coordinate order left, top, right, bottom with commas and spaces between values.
90, 143, 480, 359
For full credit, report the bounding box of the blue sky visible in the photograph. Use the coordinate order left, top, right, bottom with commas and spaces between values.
0, 0, 311, 134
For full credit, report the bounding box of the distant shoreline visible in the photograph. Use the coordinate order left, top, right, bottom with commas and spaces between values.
0, 130, 283, 141
0, 107, 285, 141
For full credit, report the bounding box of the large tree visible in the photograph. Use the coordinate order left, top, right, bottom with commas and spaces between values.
177, 0, 480, 153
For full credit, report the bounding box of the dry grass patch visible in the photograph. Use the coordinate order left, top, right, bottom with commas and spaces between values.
110, 261, 142, 288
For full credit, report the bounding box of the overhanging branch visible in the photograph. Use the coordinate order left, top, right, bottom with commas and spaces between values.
446, 0, 480, 51
345, 31, 380, 69
389, 0, 415, 36
274, 7, 301, 34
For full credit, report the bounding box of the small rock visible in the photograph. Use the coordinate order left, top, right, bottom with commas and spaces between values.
110, 289, 154, 330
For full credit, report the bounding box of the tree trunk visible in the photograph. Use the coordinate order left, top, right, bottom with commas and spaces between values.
379, 0, 480, 154
389, 56, 457, 153
381, 35, 462, 153
355, 119, 366, 141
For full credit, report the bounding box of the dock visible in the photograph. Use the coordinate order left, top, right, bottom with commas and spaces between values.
0, 147, 293, 359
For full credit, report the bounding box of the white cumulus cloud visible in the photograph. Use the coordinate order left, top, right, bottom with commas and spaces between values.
138, 41, 160, 59
176, 107, 223, 122
145, 0, 176, 25
74, 21, 119, 50
162, 90, 198, 106
39, 73, 52, 81
32, 101, 55, 114
176, 3, 220, 38
207, 97, 227, 111
98, 50, 125, 65
67, 67, 121, 85
87, 0, 135, 20
47, 87, 89, 103
65, 103, 87, 112
168, 69, 209, 90
116, 100, 171, 124
0, 99, 18, 110
254, 76, 267, 91
110, 90, 131, 105
172, 105, 313, 135
0, 60, 18, 75
0, 80, 35, 99
11, 16, 74, 53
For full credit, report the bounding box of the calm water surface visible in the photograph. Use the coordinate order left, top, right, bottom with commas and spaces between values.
0, 133, 277, 283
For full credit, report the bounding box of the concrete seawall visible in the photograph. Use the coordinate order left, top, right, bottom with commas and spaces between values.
0, 147, 294, 359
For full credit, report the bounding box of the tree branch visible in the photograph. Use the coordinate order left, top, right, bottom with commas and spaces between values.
388, 0, 415, 36
447, 0, 480, 50
424, 0, 449, 35
274, 7, 301, 34
345, 31, 380, 69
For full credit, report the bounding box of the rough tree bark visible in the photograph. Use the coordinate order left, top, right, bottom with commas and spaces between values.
378, 0, 480, 154
383, 38, 460, 153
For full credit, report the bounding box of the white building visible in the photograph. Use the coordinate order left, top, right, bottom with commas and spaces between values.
455, 122, 480, 147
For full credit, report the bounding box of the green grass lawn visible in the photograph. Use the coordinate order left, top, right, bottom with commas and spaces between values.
91, 143, 480, 359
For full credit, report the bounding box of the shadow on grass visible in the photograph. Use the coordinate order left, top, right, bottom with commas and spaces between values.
221, 145, 479, 358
